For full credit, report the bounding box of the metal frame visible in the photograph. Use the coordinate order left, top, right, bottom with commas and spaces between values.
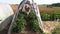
32, 0, 43, 31
8, 0, 43, 34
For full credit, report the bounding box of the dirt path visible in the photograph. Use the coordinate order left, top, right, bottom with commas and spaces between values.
42, 21, 59, 33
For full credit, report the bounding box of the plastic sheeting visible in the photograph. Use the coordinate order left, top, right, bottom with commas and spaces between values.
0, 3, 14, 24
0, 3, 14, 31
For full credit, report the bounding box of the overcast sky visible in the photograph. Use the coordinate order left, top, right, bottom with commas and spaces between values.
0, 0, 60, 4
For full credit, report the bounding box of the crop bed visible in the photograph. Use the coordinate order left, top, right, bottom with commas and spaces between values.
0, 21, 59, 34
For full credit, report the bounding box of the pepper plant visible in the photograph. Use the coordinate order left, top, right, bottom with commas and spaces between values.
12, 11, 26, 33
29, 11, 40, 32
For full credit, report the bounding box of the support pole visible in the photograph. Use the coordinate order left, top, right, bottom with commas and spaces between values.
7, 0, 28, 34
32, 0, 43, 31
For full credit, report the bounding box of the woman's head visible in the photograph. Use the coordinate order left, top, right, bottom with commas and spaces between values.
22, 0, 31, 15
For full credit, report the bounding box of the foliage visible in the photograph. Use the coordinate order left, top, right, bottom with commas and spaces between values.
52, 28, 60, 34
50, 11, 60, 21
12, 11, 26, 33
12, 11, 40, 33
47, 3, 60, 7
40, 12, 51, 21
29, 11, 40, 32
54, 12, 60, 19
40, 11, 60, 21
